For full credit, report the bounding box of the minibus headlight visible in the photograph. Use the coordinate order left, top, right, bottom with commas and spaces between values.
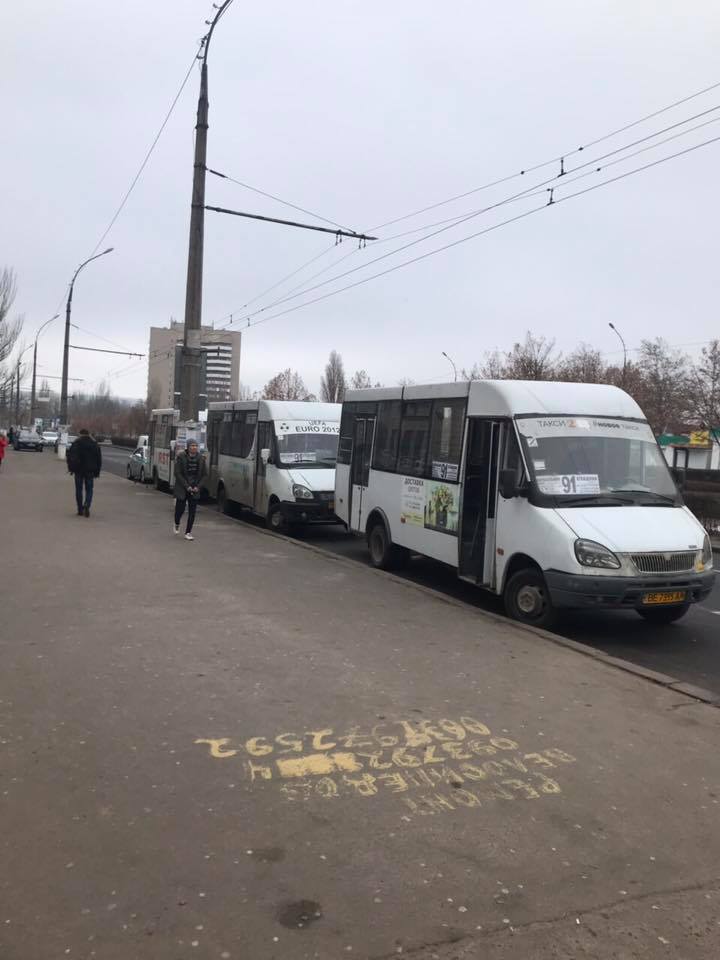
292, 483, 314, 500
574, 539, 621, 569
702, 534, 713, 569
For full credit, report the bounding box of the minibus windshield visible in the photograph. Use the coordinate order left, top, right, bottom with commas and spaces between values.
515, 416, 678, 503
275, 423, 339, 468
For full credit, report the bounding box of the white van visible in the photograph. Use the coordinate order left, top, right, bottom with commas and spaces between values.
335, 380, 714, 627
206, 399, 341, 529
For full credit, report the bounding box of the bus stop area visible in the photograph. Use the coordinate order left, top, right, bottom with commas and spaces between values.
3, 451, 720, 960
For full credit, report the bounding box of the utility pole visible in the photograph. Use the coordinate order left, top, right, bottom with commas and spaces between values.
60, 248, 114, 425
31, 313, 60, 424
179, 0, 235, 422
15, 356, 21, 423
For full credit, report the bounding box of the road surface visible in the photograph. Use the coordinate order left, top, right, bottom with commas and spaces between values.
103, 445, 720, 697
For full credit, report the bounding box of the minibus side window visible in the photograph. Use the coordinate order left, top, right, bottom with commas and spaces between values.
428, 399, 466, 481
397, 400, 432, 477
241, 412, 257, 459
230, 412, 247, 457
219, 413, 233, 456
373, 400, 402, 472
504, 427, 525, 485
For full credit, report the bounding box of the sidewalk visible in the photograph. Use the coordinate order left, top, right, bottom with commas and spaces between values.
2, 449, 720, 960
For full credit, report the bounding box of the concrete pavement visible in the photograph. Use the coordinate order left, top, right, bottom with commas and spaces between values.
2, 449, 720, 959
103, 443, 720, 698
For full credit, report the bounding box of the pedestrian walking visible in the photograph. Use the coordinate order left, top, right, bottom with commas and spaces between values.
66, 429, 102, 517
0, 431, 8, 469
173, 439, 207, 541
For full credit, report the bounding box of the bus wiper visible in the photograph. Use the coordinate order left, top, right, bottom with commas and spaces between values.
559, 494, 634, 506
615, 489, 677, 505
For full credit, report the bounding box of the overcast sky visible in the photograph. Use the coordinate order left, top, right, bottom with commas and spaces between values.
3, 1, 720, 401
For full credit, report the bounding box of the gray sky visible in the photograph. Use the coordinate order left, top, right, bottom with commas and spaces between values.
3, 0, 720, 401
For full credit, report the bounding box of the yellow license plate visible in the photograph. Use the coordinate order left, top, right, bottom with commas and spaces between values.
642, 591, 687, 605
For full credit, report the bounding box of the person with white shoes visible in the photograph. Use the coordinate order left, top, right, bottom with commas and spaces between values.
173, 439, 207, 540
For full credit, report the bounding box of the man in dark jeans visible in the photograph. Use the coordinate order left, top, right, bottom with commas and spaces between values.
173, 439, 207, 540
66, 429, 102, 517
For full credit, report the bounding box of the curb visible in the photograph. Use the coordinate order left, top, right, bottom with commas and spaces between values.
99, 462, 720, 710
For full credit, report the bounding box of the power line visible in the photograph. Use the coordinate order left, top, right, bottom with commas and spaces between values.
229, 132, 720, 334
369, 78, 720, 232
88, 48, 201, 258
216, 104, 720, 331
207, 168, 353, 231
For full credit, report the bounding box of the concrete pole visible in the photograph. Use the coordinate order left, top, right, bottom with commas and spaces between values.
179, 0, 234, 422
180, 60, 209, 422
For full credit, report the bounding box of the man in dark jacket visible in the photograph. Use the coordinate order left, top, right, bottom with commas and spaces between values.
66, 429, 102, 517
173, 439, 207, 540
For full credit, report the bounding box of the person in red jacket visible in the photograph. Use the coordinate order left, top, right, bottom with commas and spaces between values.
0, 431, 8, 470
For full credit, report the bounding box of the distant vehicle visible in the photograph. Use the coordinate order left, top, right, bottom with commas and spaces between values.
336, 380, 714, 627
205, 399, 341, 529
14, 429, 43, 452
41, 431, 58, 447
54, 433, 77, 453
126, 445, 150, 483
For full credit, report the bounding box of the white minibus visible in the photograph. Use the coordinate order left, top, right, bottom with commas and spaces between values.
335, 380, 714, 627
206, 399, 341, 529
148, 409, 205, 491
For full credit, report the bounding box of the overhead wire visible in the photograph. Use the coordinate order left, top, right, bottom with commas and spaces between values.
216, 107, 720, 332
368, 77, 720, 232
221, 132, 720, 335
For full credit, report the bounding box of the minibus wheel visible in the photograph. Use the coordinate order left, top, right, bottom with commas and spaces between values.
367, 520, 409, 570
267, 502, 286, 531
216, 485, 229, 514
153, 469, 160, 490
637, 604, 690, 624
504, 569, 556, 629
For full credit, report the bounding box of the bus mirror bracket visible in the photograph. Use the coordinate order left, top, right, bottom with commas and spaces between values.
499, 469, 520, 499
260, 448, 270, 465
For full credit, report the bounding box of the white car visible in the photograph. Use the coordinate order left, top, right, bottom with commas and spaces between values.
41, 431, 58, 447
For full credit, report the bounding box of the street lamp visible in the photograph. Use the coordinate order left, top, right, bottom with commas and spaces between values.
60, 247, 114, 424
14, 343, 33, 424
442, 350, 458, 382
608, 322, 627, 388
31, 313, 60, 423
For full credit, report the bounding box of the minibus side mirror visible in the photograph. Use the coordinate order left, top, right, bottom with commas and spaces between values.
260, 448, 270, 464
499, 468, 520, 499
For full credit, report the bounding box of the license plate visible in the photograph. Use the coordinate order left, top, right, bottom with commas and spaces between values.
642, 591, 687, 605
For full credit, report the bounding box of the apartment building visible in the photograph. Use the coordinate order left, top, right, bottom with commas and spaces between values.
147, 321, 241, 409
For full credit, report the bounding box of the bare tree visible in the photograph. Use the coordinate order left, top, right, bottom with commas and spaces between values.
0, 268, 23, 390
557, 344, 606, 383
635, 338, 690, 434
460, 351, 504, 380
689, 339, 720, 447
320, 350, 347, 403
263, 368, 314, 401
350, 369, 372, 390
503, 332, 559, 380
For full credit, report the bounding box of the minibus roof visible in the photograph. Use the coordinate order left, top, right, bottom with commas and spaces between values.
208, 399, 341, 421
345, 380, 644, 419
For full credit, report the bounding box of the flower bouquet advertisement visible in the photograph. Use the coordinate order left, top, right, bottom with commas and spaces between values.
424, 481, 459, 535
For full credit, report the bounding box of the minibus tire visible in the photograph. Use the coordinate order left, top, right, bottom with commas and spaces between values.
267, 503, 286, 531
367, 521, 408, 570
504, 569, 557, 629
637, 604, 690, 624
216, 486, 229, 515
153, 470, 160, 490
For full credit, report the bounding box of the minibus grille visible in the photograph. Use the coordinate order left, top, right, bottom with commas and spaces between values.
631, 551, 696, 574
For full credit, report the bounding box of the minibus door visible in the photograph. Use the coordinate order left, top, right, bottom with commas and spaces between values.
254, 421, 273, 515
459, 419, 501, 585
349, 417, 375, 531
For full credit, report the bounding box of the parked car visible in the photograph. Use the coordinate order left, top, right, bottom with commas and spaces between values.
14, 429, 43, 452
127, 445, 150, 483
41, 431, 58, 447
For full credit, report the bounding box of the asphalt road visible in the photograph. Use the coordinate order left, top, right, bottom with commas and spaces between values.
102, 444, 720, 696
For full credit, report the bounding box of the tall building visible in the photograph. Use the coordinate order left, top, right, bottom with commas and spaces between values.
147, 321, 241, 409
